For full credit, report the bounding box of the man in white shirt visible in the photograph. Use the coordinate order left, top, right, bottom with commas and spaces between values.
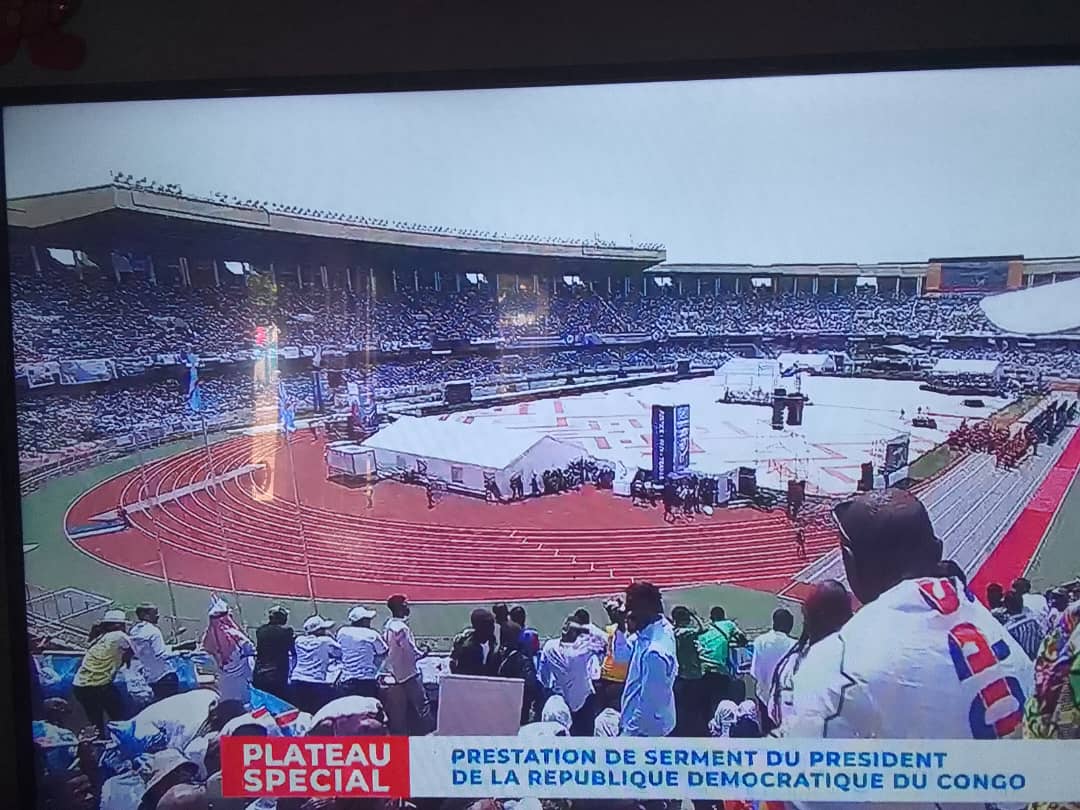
1013, 577, 1052, 633
337, 605, 387, 699
571, 608, 607, 683
291, 615, 342, 714
538, 619, 607, 736
749, 607, 796, 733
784, 489, 1034, 807
620, 581, 678, 737
382, 594, 434, 735
129, 603, 177, 700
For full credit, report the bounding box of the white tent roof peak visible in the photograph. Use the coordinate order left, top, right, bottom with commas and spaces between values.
361, 416, 582, 469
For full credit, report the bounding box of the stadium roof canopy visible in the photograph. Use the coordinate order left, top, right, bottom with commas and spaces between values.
981, 278, 1080, 335
651, 261, 930, 278
7, 185, 665, 276
931, 358, 1002, 376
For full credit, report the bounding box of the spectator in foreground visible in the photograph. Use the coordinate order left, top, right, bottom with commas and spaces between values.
749, 607, 796, 734
1046, 588, 1071, 632
594, 707, 621, 736
671, 606, 707, 737
252, 605, 295, 703
129, 603, 178, 701
510, 604, 541, 666
697, 605, 741, 710
783, 489, 1034, 740
383, 593, 433, 735
290, 615, 342, 713
1023, 598, 1080, 771
1014, 577, 1052, 633
769, 580, 852, 729
492, 602, 510, 645
202, 600, 254, 705
733, 699, 763, 738
708, 699, 738, 737
538, 618, 606, 736
72, 609, 132, 734
986, 582, 1008, 624
496, 620, 541, 724
620, 581, 677, 737
337, 605, 387, 698
1004, 590, 1043, 661
572, 607, 606, 685
598, 596, 631, 710
450, 608, 501, 676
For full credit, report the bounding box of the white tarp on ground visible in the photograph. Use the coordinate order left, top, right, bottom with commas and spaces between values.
931, 358, 1003, 377
981, 278, 1080, 335
361, 416, 589, 496
778, 353, 835, 372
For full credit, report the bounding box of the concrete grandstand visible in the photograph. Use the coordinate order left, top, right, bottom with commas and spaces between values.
11, 180, 1080, 647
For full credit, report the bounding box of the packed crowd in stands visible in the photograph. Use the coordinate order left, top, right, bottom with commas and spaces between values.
13, 261, 1030, 365
934, 346, 1080, 379
28, 489, 1080, 810
17, 346, 728, 459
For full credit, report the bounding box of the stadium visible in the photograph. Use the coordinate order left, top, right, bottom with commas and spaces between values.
12, 178, 1080, 649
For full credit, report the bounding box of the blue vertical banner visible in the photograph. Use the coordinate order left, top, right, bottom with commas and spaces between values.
651, 404, 674, 479
312, 371, 324, 413
674, 404, 691, 472
278, 382, 296, 434
186, 353, 202, 413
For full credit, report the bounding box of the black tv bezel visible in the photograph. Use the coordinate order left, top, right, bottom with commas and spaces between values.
3, 49, 1080, 806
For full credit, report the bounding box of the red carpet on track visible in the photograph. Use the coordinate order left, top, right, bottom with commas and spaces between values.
970, 430, 1080, 599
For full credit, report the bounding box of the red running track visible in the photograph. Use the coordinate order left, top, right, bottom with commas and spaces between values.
969, 429, 1080, 599
66, 435, 840, 603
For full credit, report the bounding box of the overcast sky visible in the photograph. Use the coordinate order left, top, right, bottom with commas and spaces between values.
5, 67, 1080, 264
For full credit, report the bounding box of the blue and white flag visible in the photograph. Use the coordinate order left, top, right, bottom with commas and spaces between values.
249, 685, 302, 735
278, 381, 296, 434
186, 353, 202, 413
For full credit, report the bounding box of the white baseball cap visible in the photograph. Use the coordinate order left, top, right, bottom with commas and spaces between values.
102, 609, 127, 623
347, 605, 376, 622
303, 615, 335, 634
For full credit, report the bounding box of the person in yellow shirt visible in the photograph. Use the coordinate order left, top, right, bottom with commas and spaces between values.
72, 609, 133, 734
598, 596, 632, 709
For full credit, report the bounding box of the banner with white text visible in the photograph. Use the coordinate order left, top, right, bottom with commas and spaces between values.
221, 736, 1080, 804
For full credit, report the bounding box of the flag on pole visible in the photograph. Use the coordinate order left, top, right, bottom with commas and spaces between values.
186, 353, 202, 413
278, 382, 296, 434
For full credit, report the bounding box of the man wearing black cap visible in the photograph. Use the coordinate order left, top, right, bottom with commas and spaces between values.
782, 488, 1034, 741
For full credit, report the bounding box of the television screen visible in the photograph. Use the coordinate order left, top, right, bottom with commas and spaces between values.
5, 67, 1080, 809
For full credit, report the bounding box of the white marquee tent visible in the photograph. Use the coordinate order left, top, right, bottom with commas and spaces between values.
361, 416, 589, 497
931, 358, 1004, 380
777, 352, 836, 373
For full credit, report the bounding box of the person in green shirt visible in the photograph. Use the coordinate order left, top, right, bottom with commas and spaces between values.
696, 605, 747, 714
671, 606, 708, 736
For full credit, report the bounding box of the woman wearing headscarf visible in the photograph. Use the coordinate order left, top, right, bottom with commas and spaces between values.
201, 599, 255, 704
769, 579, 853, 730
732, 700, 762, 738
593, 707, 621, 737
708, 700, 738, 737
540, 694, 573, 734
1024, 597, 1080, 810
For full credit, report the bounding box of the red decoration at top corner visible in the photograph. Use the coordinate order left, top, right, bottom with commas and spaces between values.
0, 0, 85, 71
